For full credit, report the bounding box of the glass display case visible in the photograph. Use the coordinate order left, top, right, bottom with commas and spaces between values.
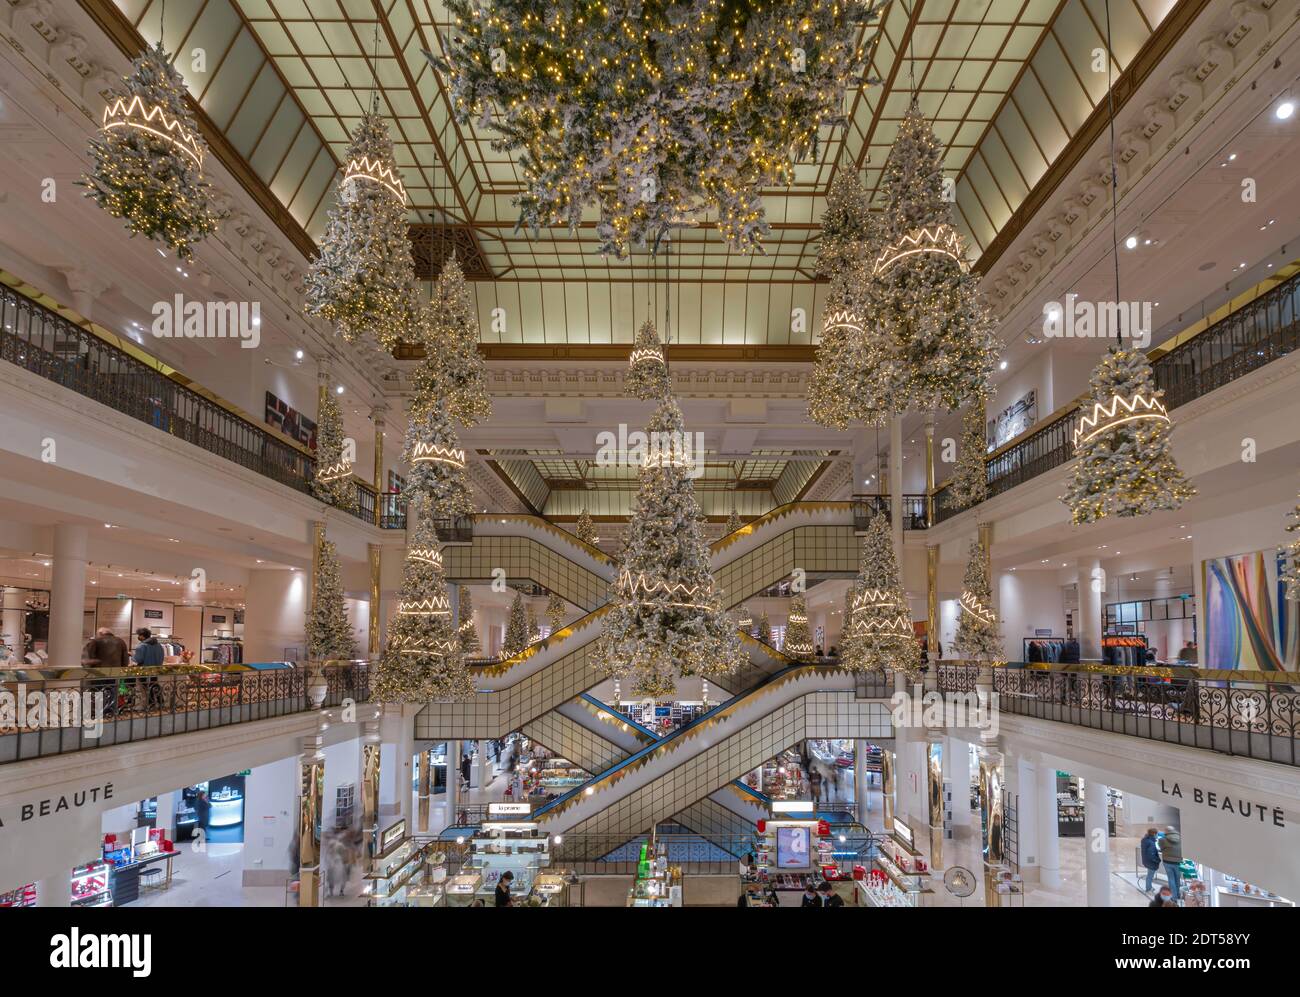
864, 826, 932, 908
405, 851, 448, 908
71, 860, 112, 907
469, 821, 550, 900
445, 872, 484, 906
365, 831, 431, 907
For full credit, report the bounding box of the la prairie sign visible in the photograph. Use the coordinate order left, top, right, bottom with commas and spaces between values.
1160, 779, 1285, 828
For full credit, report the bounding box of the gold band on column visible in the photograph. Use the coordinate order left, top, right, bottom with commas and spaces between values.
361, 722, 381, 846
368, 544, 381, 656
924, 414, 936, 525
418, 750, 431, 832
978, 749, 1005, 904
926, 738, 945, 870
298, 742, 324, 907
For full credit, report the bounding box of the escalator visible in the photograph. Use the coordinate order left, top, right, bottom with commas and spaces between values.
528, 665, 895, 844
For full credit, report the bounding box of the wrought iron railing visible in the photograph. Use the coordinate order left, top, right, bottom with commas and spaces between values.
932, 270, 1300, 523
0, 284, 315, 493
0, 661, 369, 764
550, 827, 879, 874
988, 665, 1300, 767
433, 515, 474, 543
851, 494, 929, 530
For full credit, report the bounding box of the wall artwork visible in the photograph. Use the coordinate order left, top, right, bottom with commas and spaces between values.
265, 391, 317, 449
986, 389, 1037, 451
1202, 549, 1298, 672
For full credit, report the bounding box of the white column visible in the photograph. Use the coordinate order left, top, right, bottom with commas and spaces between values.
1077, 558, 1103, 662
48, 524, 88, 667
889, 416, 904, 557
1037, 762, 1061, 888
36, 875, 71, 908
242, 755, 299, 888
854, 739, 870, 824
1084, 778, 1112, 907
2, 586, 25, 663
1017, 755, 1040, 881
154, 791, 179, 841
947, 735, 972, 832
378, 708, 414, 822
446, 739, 461, 824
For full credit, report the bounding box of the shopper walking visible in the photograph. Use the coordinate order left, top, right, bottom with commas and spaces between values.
1140, 827, 1162, 893
495, 870, 514, 907
460, 751, 472, 790
132, 629, 164, 667
1159, 825, 1183, 901
817, 881, 844, 907
194, 788, 212, 832
84, 628, 129, 668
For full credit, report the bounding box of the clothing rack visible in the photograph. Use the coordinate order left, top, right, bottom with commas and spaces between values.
1023, 637, 1081, 664
1101, 634, 1148, 667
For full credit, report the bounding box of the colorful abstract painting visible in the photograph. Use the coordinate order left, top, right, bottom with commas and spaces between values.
1202, 549, 1298, 672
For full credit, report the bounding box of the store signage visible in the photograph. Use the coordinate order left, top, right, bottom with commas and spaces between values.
143, 609, 163, 620
772, 800, 813, 814
893, 818, 915, 848
1159, 780, 1286, 828
0, 782, 114, 830
211, 615, 227, 624
488, 802, 531, 816
380, 819, 406, 851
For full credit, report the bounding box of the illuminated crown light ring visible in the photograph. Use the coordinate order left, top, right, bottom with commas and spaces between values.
873, 225, 969, 277
407, 547, 444, 569
628, 346, 666, 368
642, 448, 695, 471
397, 596, 451, 617
851, 588, 906, 613
616, 569, 715, 611
1072, 391, 1170, 449
822, 308, 864, 337
102, 95, 204, 169
340, 155, 408, 206
410, 441, 466, 469
316, 459, 353, 484
391, 635, 457, 657
849, 615, 914, 639
958, 590, 997, 627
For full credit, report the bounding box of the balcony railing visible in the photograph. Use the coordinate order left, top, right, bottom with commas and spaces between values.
0, 661, 370, 764
851, 494, 929, 530
932, 269, 1300, 524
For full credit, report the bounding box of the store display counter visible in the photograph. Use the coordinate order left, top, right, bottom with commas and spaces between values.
445, 873, 484, 906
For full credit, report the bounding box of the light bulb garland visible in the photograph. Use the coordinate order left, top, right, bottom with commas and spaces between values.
842, 513, 919, 675
953, 537, 1003, 662
625, 319, 671, 400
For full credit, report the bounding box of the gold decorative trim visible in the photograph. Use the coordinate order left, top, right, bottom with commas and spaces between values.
709, 501, 852, 554
472, 514, 616, 565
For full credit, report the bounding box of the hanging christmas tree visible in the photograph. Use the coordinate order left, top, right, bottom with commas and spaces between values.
947, 404, 989, 509
312, 393, 356, 511
735, 605, 754, 634
403, 394, 475, 523
1063, 348, 1195, 524
81, 41, 221, 260
724, 507, 744, 537
594, 395, 743, 697
808, 274, 890, 430
413, 254, 491, 426
527, 604, 541, 642
574, 509, 598, 546
306, 537, 357, 661
625, 319, 671, 400
1283, 492, 1300, 601
457, 584, 481, 654
545, 590, 566, 635
953, 537, 1003, 662
304, 103, 419, 348
784, 593, 814, 659
758, 611, 772, 644
868, 101, 999, 413
372, 498, 474, 702
817, 169, 875, 279
842, 514, 919, 675
502, 592, 530, 659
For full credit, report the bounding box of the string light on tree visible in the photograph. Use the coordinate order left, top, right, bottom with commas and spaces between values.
403, 395, 475, 523
784, 593, 814, 660
625, 319, 671, 400
313, 392, 356, 511
953, 538, 1003, 662
435, 0, 883, 257
306, 537, 357, 661
575, 509, 598, 546
81, 42, 221, 260
414, 254, 491, 426
724, 507, 743, 537
503, 592, 530, 658
546, 590, 566, 635
947, 404, 989, 509
842, 513, 919, 675
1282, 492, 1300, 602
458, 584, 481, 654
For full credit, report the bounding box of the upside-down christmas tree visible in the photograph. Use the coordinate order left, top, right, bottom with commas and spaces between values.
724, 508, 744, 537
594, 395, 742, 697
545, 591, 566, 635
304, 103, 418, 349
953, 538, 1003, 662
414, 255, 491, 426
313, 393, 356, 511
625, 319, 671, 401
1283, 493, 1300, 601
371, 496, 474, 702
1063, 348, 1195, 524
306, 537, 357, 661
403, 395, 475, 523
82, 42, 221, 260
574, 509, 597, 546
842, 513, 919, 675
947, 404, 989, 509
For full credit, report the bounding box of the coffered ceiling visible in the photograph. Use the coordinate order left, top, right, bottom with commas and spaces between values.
96, 0, 1180, 345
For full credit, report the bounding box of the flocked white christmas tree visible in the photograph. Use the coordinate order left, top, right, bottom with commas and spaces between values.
502, 592, 530, 659
1063, 347, 1195, 524
403, 394, 475, 523
304, 102, 418, 349
953, 537, 1003, 662
306, 537, 357, 661
783, 593, 814, 660
313, 392, 356, 511
545, 590, 566, 635
371, 496, 474, 702
842, 513, 919, 675
574, 509, 597, 546
594, 395, 742, 697
1282, 492, 1300, 601
758, 611, 772, 644
82, 41, 221, 260
947, 404, 989, 509
724, 507, 744, 537
527, 604, 541, 642
413, 254, 491, 426
457, 584, 481, 654
625, 319, 671, 400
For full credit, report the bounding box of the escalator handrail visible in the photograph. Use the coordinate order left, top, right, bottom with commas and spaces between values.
577, 693, 661, 741
532, 661, 849, 820
730, 780, 770, 805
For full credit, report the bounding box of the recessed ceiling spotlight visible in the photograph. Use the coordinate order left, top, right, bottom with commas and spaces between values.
295, 349, 304, 360
335, 385, 345, 394
999, 360, 1008, 370
1125, 235, 1138, 249
1276, 100, 1295, 120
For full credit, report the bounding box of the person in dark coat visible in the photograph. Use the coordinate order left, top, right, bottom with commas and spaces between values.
194, 789, 212, 831
818, 881, 844, 907
132, 629, 164, 667
801, 884, 820, 907
460, 752, 472, 789
1140, 828, 1162, 893
84, 628, 130, 668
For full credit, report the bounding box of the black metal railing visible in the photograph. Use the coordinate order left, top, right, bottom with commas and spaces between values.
433, 515, 474, 543
932, 270, 1300, 524
379, 492, 408, 530
0, 662, 369, 764
989, 666, 1300, 767
0, 284, 316, 494
851, 494, 929, 530
935, 662, 983, 693
550, 828, 879, 875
